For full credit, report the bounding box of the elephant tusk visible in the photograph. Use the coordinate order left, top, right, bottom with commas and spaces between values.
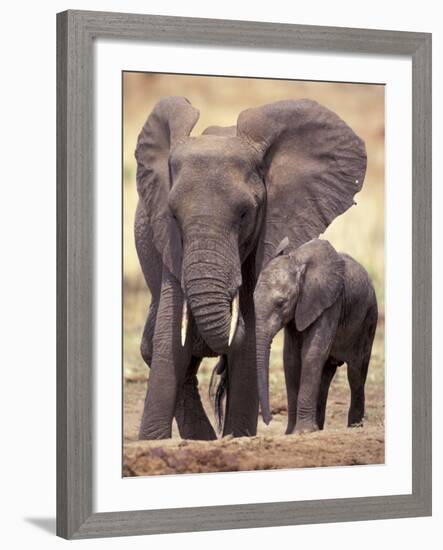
181, 300, 189, 347
228, 291, 240, 346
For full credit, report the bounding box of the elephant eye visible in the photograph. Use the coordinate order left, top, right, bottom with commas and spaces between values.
240, 210, 247, 220
275, 298, 285, 307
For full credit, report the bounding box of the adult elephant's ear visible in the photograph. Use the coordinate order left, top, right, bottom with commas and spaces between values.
237, 99, 366, 271
293, 239, 345, 331
135, 97, 199, 279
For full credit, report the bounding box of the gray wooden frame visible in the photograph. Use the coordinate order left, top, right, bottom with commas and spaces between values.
56, 9, 432, 539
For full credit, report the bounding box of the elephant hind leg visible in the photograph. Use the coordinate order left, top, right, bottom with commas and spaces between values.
316, 359, 337, 430
347, 355, 369, 427
347, 308, 377, 427
175, 356, 217, 441
347, 346, 373, 427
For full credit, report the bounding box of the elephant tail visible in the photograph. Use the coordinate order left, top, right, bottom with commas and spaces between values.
209, 355, 228, 433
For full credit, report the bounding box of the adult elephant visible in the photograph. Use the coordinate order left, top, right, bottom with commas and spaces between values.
135, 96, 366, 440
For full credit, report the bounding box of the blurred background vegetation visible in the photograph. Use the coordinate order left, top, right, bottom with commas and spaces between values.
123, 73, 384, 436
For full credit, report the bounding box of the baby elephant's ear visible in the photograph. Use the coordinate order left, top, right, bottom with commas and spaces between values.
294, 240, 345, 332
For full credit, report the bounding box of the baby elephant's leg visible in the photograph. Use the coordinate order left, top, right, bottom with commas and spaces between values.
347, 353, 370, 427
295, 347, 331, 434
347, 308, 377, 427
316, 359, 338, 430
283, 325, 301, 434
294, 308, 340, 434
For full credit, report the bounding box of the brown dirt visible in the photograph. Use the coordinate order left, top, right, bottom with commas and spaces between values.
124, 431, 384, 477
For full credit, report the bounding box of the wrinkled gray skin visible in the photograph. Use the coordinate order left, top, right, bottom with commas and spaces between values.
135, 96, 366, 440
254, 239, 378, 434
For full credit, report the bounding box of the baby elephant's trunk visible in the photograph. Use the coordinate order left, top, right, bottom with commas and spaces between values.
256, 331, 273, 425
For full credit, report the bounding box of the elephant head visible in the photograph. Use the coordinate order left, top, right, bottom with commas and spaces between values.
254, 238, 345, 424
135, 97, 366, 355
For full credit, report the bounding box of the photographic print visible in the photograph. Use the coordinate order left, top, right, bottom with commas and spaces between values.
123, 72, 385, 477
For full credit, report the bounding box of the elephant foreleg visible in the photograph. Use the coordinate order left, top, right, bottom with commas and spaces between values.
283, 324, 302, 435
223, 346, 258, 437
294, 303, 340, 434
222, 260, 258, 437
138, 272, 191, 440
175, 356, 217, 440
316, 360, 337, 430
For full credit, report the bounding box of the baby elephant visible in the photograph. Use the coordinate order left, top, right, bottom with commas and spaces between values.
254, 238, 378, 435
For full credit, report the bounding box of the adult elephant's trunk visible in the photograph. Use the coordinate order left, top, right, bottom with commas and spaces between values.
256, 328, 273, 425
182, 234, 241, 354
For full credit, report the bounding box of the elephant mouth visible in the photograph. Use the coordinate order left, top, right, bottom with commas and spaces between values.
181, 290, 240, 352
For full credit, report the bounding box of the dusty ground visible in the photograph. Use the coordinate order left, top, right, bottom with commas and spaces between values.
124, 430, 384, 477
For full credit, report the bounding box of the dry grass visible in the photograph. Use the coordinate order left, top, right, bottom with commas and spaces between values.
122, 74, 385, 475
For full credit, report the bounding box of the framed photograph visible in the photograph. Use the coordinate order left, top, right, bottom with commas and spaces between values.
57, 10, 432, 539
